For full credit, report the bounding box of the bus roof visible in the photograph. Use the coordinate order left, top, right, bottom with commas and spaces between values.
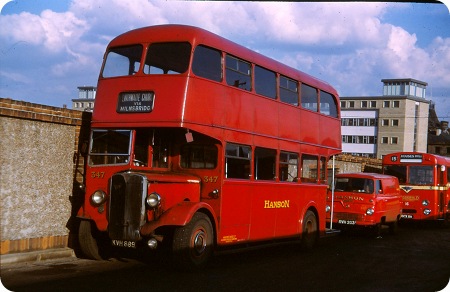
107, 24, 338, 96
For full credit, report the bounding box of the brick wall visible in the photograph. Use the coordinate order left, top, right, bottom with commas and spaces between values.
0, 98, 91, 255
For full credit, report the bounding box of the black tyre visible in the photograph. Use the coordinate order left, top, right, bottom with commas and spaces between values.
78, 220, 109, 260
172, 213, 213, 270
301, 210, 318, 250
388, 219, 399, 234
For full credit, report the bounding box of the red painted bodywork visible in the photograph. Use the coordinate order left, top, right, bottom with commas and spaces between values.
383, 152, 450, 221
78, 25, 341, 247
327, 173, 402, 227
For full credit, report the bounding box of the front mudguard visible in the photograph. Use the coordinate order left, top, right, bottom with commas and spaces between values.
140, 201, 216, 236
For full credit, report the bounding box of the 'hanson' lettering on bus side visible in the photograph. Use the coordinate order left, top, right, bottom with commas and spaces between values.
264, 200, 290, 209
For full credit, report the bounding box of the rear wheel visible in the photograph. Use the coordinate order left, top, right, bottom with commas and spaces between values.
78, 220, 110, 260
301, 210, 318, 250
172, 213, 213, 270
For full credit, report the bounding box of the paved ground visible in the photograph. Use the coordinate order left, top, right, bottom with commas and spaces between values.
1, 221, 449, 292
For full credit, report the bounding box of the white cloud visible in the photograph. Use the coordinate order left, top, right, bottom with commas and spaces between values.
1, 1, 449, 117
0, 9, 88, 52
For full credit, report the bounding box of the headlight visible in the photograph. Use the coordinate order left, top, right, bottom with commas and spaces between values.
366, 208, 374, 215
146, 192, 161, 208
91, 190, 106, 206
422, 200, 430, 206
325, 205, 331, 213
423, 209, 431, 215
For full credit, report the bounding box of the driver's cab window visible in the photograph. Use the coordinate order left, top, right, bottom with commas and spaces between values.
134, 129, 169, 168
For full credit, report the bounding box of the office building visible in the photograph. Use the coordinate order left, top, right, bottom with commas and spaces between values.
340, 78, 430, 159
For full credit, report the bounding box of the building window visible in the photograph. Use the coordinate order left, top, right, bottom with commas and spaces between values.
392, 100, 400, 108
348, 101, 355, 108
436, 147, 441, 154
382, 119, 389, 126
340, 101, 346, 108
361, 101, 368, 108
391, 137, 398, 144
391, 119, 399, 126
383, 101, 390, 108
446, 147, 450, 154
370, 101, 377, 108
381, 137, 389, 144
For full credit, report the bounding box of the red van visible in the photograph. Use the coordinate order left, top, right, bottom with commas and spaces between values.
327, 173, 402, 235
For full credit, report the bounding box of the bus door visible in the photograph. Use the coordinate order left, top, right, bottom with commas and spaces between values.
219, 143, 252, 244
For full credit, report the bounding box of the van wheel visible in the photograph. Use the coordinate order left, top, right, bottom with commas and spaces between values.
173, 213, 213, 270
301, 210, 318, 250
389, 219, 399, 234
78, 220, 110, 260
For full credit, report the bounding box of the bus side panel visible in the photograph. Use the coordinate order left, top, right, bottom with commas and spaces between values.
274, 184, 325, 237
218, 180, 252, 245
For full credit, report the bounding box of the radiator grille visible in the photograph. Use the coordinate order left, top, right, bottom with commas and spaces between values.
334, 212, 363, 221
109, 173, 147, 241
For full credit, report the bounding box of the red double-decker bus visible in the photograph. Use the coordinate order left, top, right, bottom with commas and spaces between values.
77, 24, 341, 269
383, 152, 450, 221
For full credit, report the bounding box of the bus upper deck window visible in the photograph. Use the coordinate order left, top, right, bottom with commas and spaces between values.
192, 45, 222, 82
225, 55, 251, 91
144, 42, 191, 75
301, 84, 318, 112
102, 45, 143, 78
320, 91, 338, 118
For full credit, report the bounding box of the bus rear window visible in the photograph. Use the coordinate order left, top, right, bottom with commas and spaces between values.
102, 45, 143, 78
144, 42, 191, 74
320, 91, 338, 118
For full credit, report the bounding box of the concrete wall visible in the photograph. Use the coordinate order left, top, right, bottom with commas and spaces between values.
0, 98, 91, 255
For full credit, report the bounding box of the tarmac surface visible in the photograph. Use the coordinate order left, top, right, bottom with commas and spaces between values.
1, 221, 449, 292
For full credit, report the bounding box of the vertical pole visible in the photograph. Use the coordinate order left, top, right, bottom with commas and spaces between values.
330, 155, 335, 230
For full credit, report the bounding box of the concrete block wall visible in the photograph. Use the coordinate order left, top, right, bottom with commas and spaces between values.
0, 98, 91, 255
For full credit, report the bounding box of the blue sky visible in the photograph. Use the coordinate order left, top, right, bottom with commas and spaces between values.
1, 0, 449, 120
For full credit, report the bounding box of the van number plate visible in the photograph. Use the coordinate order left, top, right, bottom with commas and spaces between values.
338, 220, 356, 225
112, 239, 136, 248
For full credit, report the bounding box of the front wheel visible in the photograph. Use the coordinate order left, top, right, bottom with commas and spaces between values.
301, 210, 318, 250
78, 220, 110, 260
172, 213, 214, 270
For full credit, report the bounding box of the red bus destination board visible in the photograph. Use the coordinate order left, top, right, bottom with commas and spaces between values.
76, 24, 342, 269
